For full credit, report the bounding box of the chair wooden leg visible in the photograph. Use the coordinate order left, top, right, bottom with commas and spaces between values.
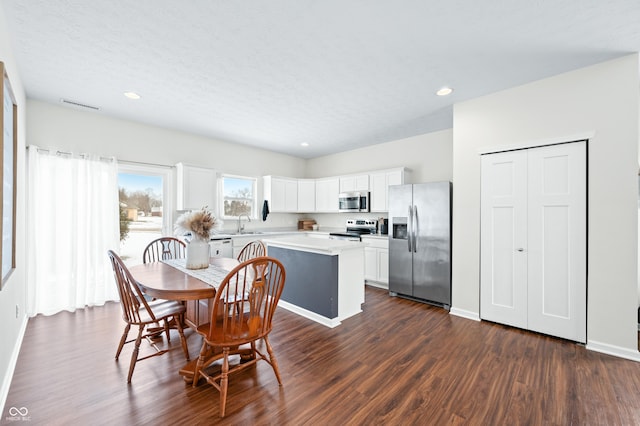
220, 347, 230, 418
192, 341, 208, 387
241, 341, 257, 363
127, 326, 144, 383
264, 336, 282, 386
163, 319, 171, 342
175, 314, 189, 361
115, 324, 130, 360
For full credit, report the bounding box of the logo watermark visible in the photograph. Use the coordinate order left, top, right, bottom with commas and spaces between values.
6, 406, 31, 422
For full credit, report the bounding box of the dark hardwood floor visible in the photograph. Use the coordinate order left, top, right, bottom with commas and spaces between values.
4, 286, 640, 425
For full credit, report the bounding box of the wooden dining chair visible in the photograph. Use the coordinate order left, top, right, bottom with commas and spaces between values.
192, 256, 286, 417
107, 250, 190, 383
142, 237, 186, 264
236, 240, 266, 262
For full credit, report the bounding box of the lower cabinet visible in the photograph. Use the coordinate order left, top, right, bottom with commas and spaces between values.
232, 233, 298, 258
362, 237, 389, 288
232, 236, 256, 258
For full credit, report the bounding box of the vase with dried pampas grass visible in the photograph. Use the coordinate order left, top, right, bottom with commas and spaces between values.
174, 207, 220, 269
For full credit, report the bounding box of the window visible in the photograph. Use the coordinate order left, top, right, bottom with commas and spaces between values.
221, 175, 257, 218
117, 163, 173, 266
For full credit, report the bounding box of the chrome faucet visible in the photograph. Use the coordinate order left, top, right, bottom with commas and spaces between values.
237, 213, 251, 233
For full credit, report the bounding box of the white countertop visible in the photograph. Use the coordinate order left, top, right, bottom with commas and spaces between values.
210, 229, 337, 240
360, 234, 388, 240
263, 235, 365, 255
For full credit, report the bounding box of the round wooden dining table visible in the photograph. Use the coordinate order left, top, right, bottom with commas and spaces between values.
128, 257, 239, 301
127, 256, 243, 382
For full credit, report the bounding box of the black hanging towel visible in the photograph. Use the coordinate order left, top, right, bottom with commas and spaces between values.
262, 200, 270, 221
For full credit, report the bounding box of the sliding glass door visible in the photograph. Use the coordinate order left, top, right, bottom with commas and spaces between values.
118, 163, 174, 266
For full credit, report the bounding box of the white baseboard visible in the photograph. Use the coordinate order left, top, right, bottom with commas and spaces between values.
365, 281, 388, 290
449, 307, 480, 321
277, 300, 341, 328
0, 314, 29, 415
450, 309, 640, 363
586, 340, 640, 362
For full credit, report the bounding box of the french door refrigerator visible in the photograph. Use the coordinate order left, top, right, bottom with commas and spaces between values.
388, 182, 452, 308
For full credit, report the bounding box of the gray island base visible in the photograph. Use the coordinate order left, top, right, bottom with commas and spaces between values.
263, 236, 365, 328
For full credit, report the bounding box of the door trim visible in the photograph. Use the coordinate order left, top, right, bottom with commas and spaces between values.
479, 140, 588, 343
477, 132, 594, 155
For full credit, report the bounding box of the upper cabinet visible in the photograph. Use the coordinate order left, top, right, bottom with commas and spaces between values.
261, 167, 408, 214
176, 163, 217, 211
339, 174, 369, 193
315, 177, 340, 212
264, 176, 298, 212
370, 168, 408, 212
297, 179, 316, 212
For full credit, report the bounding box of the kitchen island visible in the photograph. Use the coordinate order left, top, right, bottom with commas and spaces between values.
262, 235, 365, 327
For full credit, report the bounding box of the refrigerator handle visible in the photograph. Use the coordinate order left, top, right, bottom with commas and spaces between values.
408, 205, 413, 252
413, 205, 418, 252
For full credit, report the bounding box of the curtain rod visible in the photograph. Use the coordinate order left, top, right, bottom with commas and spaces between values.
27, 146, 172, 169
29, 146, 115, 162
118, 159, 173, 169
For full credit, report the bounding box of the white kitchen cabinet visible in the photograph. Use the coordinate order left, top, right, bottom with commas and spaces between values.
232, 233, 297, 258
231, 235, 261, 258
339, 174, 369, 193
364, 247, 377, 279
297, 179, 316, 212
264, 176, 298, 212
362, 236, 389, 288
370, 168, 407, 212
176, 163, 217, 211
315, 177, 340, 212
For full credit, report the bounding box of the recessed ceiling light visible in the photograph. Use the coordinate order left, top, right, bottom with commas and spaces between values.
124, 91, 141, 100
436, 87, 453, 96
300, 142, 309, 147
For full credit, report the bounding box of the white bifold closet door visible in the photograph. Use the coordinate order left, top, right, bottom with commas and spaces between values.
480, 141, 586, 343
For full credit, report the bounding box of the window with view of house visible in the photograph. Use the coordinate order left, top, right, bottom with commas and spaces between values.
117, 163, 173, 266
221, 175, 256, 218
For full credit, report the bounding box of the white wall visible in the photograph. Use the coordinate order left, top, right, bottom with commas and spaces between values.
0, 3, 28, 413
27, 100, 309, 231
26, 102, 454, 233
305, 129, 453, 229
27, 100, 307, 177
306, 128, 453, 182
452, 54, 640, 358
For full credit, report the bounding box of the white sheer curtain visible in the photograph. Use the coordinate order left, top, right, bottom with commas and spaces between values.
26, 146, 120, 316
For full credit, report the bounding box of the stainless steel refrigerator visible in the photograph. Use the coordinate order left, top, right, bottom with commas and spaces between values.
388, 182, 452, 308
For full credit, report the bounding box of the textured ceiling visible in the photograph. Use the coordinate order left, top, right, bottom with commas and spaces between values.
3, 1, 640, 159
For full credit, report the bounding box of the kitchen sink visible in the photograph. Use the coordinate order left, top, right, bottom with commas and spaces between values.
226, 231, 264, 235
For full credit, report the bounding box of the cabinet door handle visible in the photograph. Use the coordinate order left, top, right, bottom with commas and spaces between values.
516, 248, 525, 252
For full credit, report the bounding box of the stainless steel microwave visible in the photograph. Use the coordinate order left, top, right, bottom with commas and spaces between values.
338, 191, 370, 212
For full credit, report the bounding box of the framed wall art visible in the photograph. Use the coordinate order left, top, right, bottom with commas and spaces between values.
1, 61, 17, 288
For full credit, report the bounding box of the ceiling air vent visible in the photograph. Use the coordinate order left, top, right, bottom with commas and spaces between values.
59, 98, 101, 111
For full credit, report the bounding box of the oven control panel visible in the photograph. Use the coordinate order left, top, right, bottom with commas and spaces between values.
346, 219, 377, 227
345, 219, 377, 234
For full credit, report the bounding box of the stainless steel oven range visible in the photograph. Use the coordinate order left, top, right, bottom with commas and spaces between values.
329, 219, 377, 241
